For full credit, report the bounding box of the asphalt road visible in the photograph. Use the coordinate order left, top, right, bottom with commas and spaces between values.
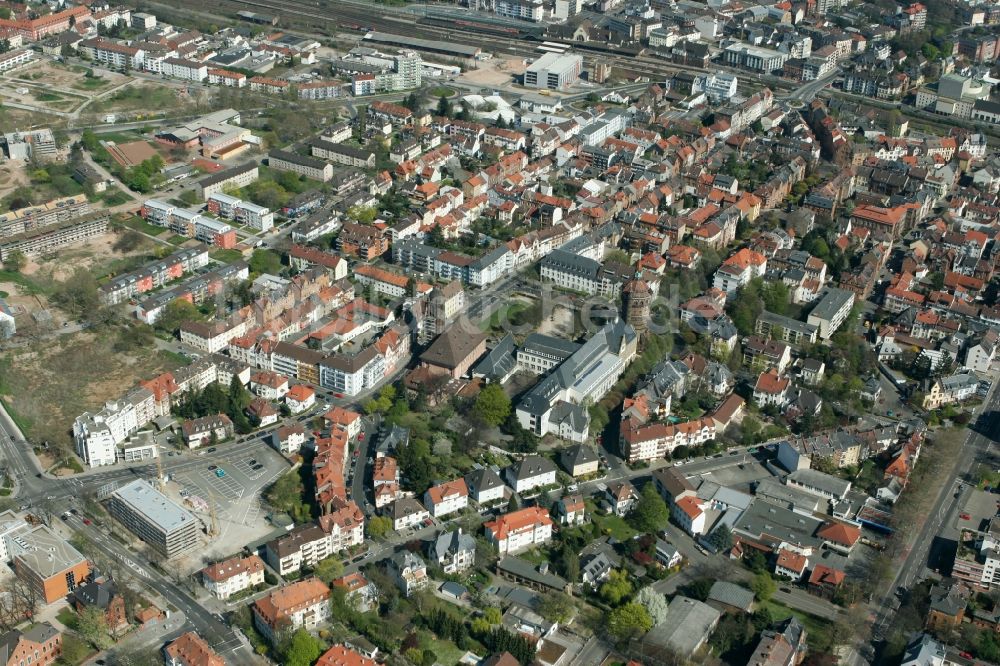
64, 514, 255, 665
872, 384, 1000, 641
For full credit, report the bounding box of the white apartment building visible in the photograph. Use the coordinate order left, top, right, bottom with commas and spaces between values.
423, 479, 469, 519
73, 387, 156, 466
161, 57, 208, 82
484, 507, 554, 555
201, 555, 265, 600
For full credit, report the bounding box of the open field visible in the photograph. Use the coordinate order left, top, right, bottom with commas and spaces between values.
458, 56, 525, 87
0, 162, 30, 203
0, 331, 186, 449
91, 84, 198, 115
0, 78, 90, 113
8, 60, 131, 90
20, 232, 160, 283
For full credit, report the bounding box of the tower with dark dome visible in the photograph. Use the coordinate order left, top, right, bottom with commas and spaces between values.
622, 277, 651, 335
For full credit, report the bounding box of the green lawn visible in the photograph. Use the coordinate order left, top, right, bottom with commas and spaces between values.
73, 76, 110, 91
121, 215, 166, 237
211, 249, 244, 264
167, 235, 188, 246
430, 86, 457, 98
588, 503, 638, 540
159, 350, 192, 367
0, 269, 49, 295
760, 600, 830, 636
37, 92, 63, 102
419, 632, 464, 665
93, 84, 179, 113
56, 606, 79, 630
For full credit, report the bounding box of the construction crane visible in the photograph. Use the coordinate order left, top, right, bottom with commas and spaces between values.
155, 451, 166, 491
205, 487, 220, 537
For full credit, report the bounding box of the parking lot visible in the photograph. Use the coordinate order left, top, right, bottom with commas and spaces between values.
172, 443, 289, 565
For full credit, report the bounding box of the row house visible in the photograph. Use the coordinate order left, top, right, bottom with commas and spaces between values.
620, 416, 716, 463
99, 244, 210, 306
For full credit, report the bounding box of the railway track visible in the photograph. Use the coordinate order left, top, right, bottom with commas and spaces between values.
173, 0, 758, 91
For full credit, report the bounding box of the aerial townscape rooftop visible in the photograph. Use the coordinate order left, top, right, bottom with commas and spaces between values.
0, 0, 997, 663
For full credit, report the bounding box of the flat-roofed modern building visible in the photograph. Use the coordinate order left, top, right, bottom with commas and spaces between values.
806, 287, 855, 340
9, 525, 90, 603
524, 52, 582, 91
108, 480, 200, 558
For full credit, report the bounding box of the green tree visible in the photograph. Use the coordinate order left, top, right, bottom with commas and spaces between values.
228, 375, 252, 415
751, 572, 777, 602
265, 471, 304, 514
630, 483, 669, 532
706, 524, 733, 552
2, 250, 26, 273
536, 591, 575, 623
599, 569, 634, 606
607, 602, 653, 642
313, 555, 344, 583
279, 628, 324, 666
483, 607, 502, 624
154, 298, 201, 333
347, 205, 378, 224
436, 95, 453, 118
367, 515, 392, 538
77, 605, 113, 649
473, 383, 512, 427
684, 578, 713, 601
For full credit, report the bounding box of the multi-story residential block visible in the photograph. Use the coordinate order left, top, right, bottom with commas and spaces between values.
99, 245, 210, 306
309, 139, 375, 169
265, 523, 336, 577
207, 193, 274, 231
0, 213, 109, 261
197, 163, 259, 200
79, 38, 145, 69
268, 150, 333, 182
484, 507, 554, 555
201, 555, 265, 600
806, 287, 855, 340
207, 68, 247, 87
620, 417, 716, 463
161, 57, 207, 81
253, 579, 330, 643
0, 49, 32, 73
